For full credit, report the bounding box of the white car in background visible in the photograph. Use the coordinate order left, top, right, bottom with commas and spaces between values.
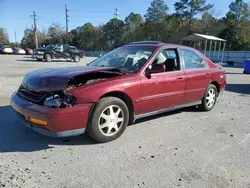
0, 45, 13, 54
12, 47, 26, 55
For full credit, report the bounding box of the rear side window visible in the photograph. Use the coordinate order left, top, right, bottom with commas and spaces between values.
180, 48, 206, 69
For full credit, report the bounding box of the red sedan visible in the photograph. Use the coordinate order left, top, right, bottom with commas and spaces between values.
10, 41, 226, 143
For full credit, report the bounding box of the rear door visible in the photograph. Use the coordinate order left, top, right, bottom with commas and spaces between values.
62, 45, 72, 58
139, 48, 186, 114
179, 48, 210, 104
54, 45, 69, 59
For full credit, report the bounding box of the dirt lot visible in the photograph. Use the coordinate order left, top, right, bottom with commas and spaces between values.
0, 55, 250, 188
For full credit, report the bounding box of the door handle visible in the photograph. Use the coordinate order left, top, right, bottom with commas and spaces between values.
177, 77, 183, 80
206, 73, 210, 76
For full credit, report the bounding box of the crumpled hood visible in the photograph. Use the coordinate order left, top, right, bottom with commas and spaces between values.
22, 66, 119, 91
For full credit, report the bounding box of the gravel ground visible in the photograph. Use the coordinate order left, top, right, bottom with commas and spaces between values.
0, 55, 250, 188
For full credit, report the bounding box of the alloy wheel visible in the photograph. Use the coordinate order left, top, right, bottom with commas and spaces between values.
206, 88, 216, 108
98, 105, 124, 136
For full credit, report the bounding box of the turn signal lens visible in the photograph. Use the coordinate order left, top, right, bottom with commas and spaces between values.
29, 117, 47, 126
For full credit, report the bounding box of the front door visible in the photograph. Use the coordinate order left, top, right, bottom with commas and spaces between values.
179, 48, 211, 104
138, 48, 186, 115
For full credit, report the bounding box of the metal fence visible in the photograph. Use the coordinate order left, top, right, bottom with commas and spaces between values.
201, 51, 250, 63
85, 51, 109, 57
85, 50, 250, 64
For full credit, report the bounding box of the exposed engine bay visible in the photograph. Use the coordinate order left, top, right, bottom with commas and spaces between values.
66, 70, 122, 90
43, 70, 122, 108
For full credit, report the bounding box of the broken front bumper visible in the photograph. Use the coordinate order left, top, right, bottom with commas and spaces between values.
10, 92, 93, 137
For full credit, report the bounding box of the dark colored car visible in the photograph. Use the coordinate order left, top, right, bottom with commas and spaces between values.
34, 44, 84, 62
10, 41, 226, 143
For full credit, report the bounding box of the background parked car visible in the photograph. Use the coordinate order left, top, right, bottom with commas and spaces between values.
0, 45, 13, 54
25, 48, 33, 55
12, 47, 26, 55
34, 44, 84, 62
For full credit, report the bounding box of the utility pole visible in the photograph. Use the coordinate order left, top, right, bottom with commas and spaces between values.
14, 30, 17, 47
114, 8, 119, 19
65, 4, 69, 43
30, 11, 38, 49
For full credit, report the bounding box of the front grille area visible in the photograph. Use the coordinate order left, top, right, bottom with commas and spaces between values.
17, 85, 47, 104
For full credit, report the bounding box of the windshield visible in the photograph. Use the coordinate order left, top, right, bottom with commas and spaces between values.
88, 45, 157, 73
44, 44, 55, 49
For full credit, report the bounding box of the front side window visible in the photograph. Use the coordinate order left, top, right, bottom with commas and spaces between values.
88, 46, 157, 73
180, 49, 206, 69
151, 49, 181, 72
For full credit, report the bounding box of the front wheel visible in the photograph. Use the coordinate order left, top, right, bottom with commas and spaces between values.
73, 55, 80, 62
87, 97, 129, 143
199, 84, 218, 111
45, 54, 52, 62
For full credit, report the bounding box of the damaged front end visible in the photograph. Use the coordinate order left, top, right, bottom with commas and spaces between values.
66, 70, 122, 90
43, 92, 76, 108
18, 84, 77, 108
17, 69, 123, 109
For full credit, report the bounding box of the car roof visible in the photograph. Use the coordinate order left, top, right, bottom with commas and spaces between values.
124, 41, 194, 50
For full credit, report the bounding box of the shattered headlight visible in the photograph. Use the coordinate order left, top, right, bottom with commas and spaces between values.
43, 94, 76, 108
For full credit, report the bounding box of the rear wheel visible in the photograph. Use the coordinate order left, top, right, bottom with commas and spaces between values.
45, 54, 52, 62
73, 55, 80, 62
87, 97, 129, 143
199, 84, 218, 111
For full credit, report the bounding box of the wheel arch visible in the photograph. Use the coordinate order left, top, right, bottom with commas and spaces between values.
210, 81, 220, 93
44, 52, 53, 59
73, 53, 81, 57
89, 91, 135, 125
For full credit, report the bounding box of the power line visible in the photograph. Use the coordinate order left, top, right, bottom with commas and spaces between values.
30, 11, 38, 48
38, 13, 65, 27
65, 4, 69, 43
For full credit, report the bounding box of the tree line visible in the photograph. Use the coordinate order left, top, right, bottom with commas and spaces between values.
1, 0, 250, 51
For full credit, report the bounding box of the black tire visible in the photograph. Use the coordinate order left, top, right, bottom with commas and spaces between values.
45, 54, 52, 62
199, 84, 218, 111
73, 55, 80, 62
87, 97, 129, 143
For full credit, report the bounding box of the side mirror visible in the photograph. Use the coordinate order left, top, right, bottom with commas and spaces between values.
145, 64, 166, 78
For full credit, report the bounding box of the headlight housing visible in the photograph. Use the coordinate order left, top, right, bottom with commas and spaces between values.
37, 51, 44, 55
43, 93, 76, 108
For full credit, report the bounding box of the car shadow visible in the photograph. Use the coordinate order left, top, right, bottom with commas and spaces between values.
22, 56, 33, 58
133, 106, 201, 125
0, 105, 97, 153
225, 84, 250, 95
16, 59, 44, 62
16, 59, 77, 63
